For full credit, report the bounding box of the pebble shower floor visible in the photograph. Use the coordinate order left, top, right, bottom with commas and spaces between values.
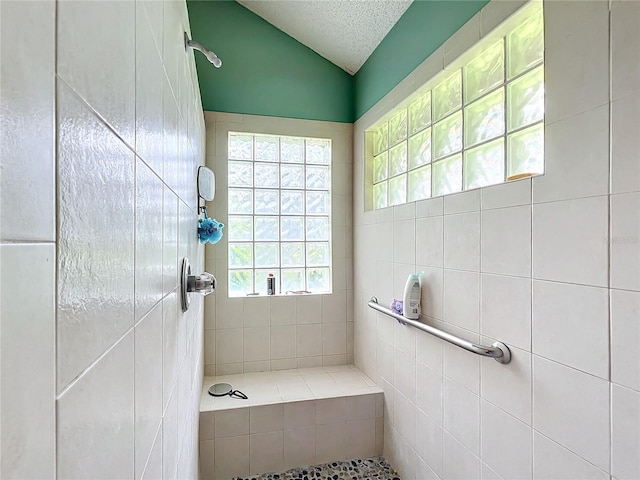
231, 457, 400, 480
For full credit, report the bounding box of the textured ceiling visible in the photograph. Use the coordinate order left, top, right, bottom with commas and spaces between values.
236, 0, 413, 75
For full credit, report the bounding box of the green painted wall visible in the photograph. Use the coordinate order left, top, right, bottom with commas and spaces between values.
353, 0, 489, 120
186, 0, 354, 123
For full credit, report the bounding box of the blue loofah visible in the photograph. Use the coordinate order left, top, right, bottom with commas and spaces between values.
198, 208, 224, 244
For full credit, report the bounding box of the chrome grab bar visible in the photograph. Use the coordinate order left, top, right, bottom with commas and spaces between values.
367, 297, 511, 364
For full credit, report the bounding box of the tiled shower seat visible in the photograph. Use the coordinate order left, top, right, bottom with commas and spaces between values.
199, 365, 384, 480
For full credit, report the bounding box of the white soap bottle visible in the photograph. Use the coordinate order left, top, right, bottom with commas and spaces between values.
402, 273, 421, 319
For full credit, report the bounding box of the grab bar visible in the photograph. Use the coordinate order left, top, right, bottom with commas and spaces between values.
368, 297, 511, 364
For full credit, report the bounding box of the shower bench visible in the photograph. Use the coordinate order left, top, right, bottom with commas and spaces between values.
199, 364, 383, 480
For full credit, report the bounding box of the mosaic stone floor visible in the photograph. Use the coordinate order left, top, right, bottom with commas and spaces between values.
231, 457, 401, 480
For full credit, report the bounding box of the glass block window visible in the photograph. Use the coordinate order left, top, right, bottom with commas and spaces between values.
369, 0, 543, 210
227, 133, 332, 297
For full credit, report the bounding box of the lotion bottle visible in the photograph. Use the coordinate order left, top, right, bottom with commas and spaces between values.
402, 273, 421, 319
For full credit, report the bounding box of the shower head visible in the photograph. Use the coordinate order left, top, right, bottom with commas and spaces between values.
184, 33, 222, 68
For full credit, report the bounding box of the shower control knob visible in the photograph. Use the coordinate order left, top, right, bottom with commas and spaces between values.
187, 271, 216, 296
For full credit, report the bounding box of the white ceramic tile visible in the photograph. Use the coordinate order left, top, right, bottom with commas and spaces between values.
134, 304, 163, 479
481, 344, 532, 425
244, 297, 271, 327
0, 0, 55, 242
612, 384, 640, 480
393, 348, 416, 401
204, 329, 216, 366
444, 379, 480, 455
345, 419, 376, 459
532, 196, 608, 287
296, 324, 323, 358
250, 431, 284, 475
481, 178, 531, 210
163, 77, 179, 193
284, 426, 316, 470
611, 0, 640, 100
533, 356, 610, 471
416, 320, 444, 372
611, 94, 640, 195
443, 431, 481, 480
163, 390, 178, 480
416, 410, 443, 477
270, 325, 296, 359
481, 401, 532, 480
394, 319, 416, 357
533, 432, 609, 480
199, 439, 215, 480
215, 435, 250, 479
216, 297, 244, 329
444, 190, 480, 214
346, 394, 376, 421
57, 332, 134, 479
532, 280, 609, 378
163, 188, 179, 296
611, 289, 640, 391
322, 292, 347, 323
216, 328, 244, 364
57, 0, 135, 145
316, 397, 346, 425
250, 404, 284, 434
481, 205, 531, 277
283, 401, 315, 429
534, 105, 609, 204
444, 212, 481, 271
57, 82, 135, 391
215, 408, 250, 438
394, 202, 416, 221
416, 361, 443, 425
271, 296, 297, 325
243, 327, 270, 362
0, 245, 55, 479
141, 429, 162, 480
443, 327, 480, 394
393, 390, 417, 447
416, 217, 444, 268
135, 159, 164, 321
444, 270, 480, 332
419, 267, 444, 320
481, 274, 531, 351
611, 193, 640, 291
544, 0, 609, 123
323, 323, 346, 356
295, 295, 323, 324
393, 219, 416, 265
163, 290, 178, 408
416, 196, 444, 218
316, 422, 348, 464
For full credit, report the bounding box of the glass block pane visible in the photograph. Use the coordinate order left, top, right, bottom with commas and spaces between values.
507, 66, 544, 132
433, 71, 462, 122
389, 174, 407, 206
306, 217, 329, 241
281, 216, 304, 241
255, 163, 279, 188
307, 268, 330, 292
389, 142, 407, 176
373, 181, 388, 209
306, 191, 330, 215
229, 270, 253, 296
306, 165, 331, 190
306, 242, 330, 266
464, 40, 505, 103
408, 165, 431, 202
373, 151, 388, 183
228, 134, 253, 160
373, 123, 389, 155
255, 135, 278, 161
281, 269, 305, 292
408, 128, 431, 169
507, 123, 544, 178
507, 4, 544, 79
281, 164, 305, 189
255, 216, 279, 241
389, 109, 408, 146
306, 139, 331, 164
255, 189, 279, 214
228, 188, 253, 214
464, 88, 505, 148
464, 138, 505, 189
432, 154, 462, 196
255, 242, 279, 268
409, 92, 432, 135
281, 191, 304, 215
228, 216, 253, 241
229, 243, 253, 268
433, 111, 462, 160
281, 243, 305, 267
254, 269, 276, 295
281, 137, 304, 163
228, 161, 253, 187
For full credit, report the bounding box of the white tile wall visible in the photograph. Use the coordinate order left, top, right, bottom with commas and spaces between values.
203, 112, 353, 375
353, 1, 640, 479
1, 0, 205, 479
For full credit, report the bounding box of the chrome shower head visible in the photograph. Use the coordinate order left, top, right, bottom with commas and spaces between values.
184, 32, 222, 68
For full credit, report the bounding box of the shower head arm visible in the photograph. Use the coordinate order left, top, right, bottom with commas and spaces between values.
184, 32, 222, 68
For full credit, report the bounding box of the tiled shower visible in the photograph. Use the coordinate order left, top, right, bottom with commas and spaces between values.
1, 1, 639, 480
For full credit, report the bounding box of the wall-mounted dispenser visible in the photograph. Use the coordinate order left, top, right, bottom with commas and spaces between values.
180, 257, 216, 312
